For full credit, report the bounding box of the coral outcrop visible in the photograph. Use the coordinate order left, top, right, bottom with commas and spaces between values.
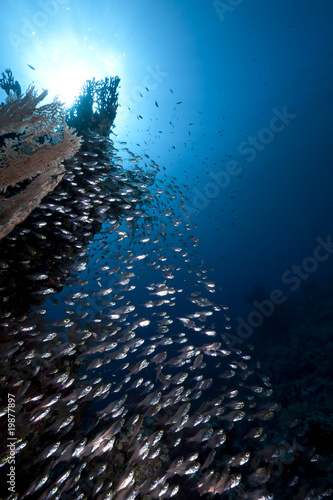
0, 85, 81, 240
66, 76, 120, 136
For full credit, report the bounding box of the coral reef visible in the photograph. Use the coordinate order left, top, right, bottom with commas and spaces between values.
0, 84, 81, 240
66, 76, 120, 136
0, 68, 21, 99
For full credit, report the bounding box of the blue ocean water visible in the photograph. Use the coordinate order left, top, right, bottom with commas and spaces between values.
0, 0, 333, 498
3, 0, 332, 313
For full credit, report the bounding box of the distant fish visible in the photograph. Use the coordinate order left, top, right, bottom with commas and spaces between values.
155, 100, 159, 107
27, 64, 35, 70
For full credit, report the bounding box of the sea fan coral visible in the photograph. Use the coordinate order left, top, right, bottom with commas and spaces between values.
0, 86, 81, 240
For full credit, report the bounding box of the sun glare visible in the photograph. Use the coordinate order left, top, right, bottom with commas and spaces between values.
44, 64, 89, 106
38, 42, 122, 107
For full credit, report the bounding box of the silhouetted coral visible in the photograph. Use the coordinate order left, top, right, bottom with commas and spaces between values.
66, 76, 120, 136
0, 68, 21, 98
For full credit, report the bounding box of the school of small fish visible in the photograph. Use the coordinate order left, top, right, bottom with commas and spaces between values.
0, 131, 328, 499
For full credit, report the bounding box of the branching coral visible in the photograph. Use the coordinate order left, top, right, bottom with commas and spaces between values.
0, 68, 21, 98
66, 76, 120, 136
0, 85, 81, 240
